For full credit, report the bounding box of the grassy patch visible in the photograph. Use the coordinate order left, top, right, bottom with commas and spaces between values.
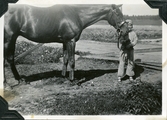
123, 82, 162, 115
80, 28, 117, 43
134, 26, 162, 39
14, 81, 161, 115
49, 82, 161, 115
15, 41, 63, 65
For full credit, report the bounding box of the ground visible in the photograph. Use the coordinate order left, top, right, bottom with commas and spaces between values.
3, 40, 162, 115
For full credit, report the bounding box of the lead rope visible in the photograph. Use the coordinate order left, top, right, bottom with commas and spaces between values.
117, 31, 121, 50
117, 35, 119, 49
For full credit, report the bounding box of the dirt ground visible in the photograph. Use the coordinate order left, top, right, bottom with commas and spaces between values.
3, 40, 162, 115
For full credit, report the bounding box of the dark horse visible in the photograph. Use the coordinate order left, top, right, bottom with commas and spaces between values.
4, 4, 125, 85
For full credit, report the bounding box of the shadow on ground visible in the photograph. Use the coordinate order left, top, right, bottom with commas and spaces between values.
22, 69, 118, 84
22, 64, 144, 85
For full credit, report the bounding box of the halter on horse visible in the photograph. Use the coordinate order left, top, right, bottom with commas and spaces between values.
4, 4, 125, 85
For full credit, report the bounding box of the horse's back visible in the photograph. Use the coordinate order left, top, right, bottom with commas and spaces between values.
4, 4, 83, 42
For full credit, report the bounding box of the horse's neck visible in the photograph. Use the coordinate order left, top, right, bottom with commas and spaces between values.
77, 5, 110, 28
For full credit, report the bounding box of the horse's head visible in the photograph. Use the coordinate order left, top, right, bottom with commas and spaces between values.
107, 4, 124, 29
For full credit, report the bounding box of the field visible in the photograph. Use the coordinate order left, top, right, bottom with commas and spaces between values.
80, 25, 162, 42
4, 25, 162, 115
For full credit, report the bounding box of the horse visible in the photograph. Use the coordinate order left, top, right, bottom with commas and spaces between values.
4, 4, 126, 85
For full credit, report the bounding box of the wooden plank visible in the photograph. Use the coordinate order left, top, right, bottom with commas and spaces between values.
134, 47, 162, 53
83, 55, 161, 71
15, 43, 44, 63
135, 63, 162, 71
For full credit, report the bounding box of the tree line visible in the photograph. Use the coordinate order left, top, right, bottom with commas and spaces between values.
124, 15, 162, 25
124, 15, 161, 20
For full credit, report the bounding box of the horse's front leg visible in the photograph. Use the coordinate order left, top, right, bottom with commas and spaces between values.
67, 39, 76, 81
4, 34, 26, 88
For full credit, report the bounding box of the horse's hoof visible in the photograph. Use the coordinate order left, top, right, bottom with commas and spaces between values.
64, 76, 74, 82
70, 78, 78, 84
19, 78, 30, 85
4, 83, 13, 90
76, 78, 86, 86
18, 79, 26, 85
10, 82, 20, 89
69, 79, 75, 82
11, 80, 30, 89
77, 82, 81, 86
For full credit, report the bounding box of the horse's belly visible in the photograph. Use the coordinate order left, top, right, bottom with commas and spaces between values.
21, 33, 63, 43
35, 37, 63, 43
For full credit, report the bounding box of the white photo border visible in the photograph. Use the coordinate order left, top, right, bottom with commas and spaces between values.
0, 0, 166, 120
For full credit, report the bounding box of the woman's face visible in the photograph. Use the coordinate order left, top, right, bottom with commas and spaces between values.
128, 23, 133, 31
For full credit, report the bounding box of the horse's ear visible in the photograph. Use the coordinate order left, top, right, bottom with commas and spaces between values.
112, 4, 122, 10
117, 4, 123, 8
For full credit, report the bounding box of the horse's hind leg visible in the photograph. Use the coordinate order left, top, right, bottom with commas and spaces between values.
62, 42, 69, 77
67, 39, 76, 81
4, 34, 22, 84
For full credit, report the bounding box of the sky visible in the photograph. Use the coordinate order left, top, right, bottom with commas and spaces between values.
122, 4, 158, 16
16, 0, 159, 16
